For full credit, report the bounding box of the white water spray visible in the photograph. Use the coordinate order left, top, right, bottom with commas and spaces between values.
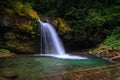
38, 18, 87, 59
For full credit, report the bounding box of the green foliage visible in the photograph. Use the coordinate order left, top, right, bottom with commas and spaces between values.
17, 24, 33, 32
102, 6, 120, 24
14, 1, 38, 19
2, 1, 38, 20
24, 2, 33, 9
0, 49, 11, 53
1, 0, 120, 49
85, 9, 105, 27
13, 1, 24, 13
104, 27, 120, 48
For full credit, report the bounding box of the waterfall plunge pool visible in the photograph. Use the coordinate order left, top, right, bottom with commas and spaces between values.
0, 54, 113, 80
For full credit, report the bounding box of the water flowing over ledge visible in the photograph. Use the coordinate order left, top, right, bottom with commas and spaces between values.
38, 18, 87, 60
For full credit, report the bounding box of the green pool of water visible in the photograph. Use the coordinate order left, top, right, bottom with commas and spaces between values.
0, 55, 112, 80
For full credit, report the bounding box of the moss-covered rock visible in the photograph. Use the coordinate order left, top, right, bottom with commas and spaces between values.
89, 44, 120, 62
0, 1, 39, 54
3, 1, 38, 20
53, 18, 71, 34
17, 24, 33, 32
89, 26, 120, 61
0, 1, 38, 32
0, 49, 10, 53
0, 49, 15, 58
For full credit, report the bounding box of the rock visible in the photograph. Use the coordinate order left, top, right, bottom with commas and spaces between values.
0, 48, 16, 58
0, 53, 15, 58
0, 1, 39, 54
2, 72, 18, 79
53, 18, 71, 34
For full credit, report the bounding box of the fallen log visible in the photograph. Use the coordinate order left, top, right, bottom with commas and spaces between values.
109, 55, 120, 61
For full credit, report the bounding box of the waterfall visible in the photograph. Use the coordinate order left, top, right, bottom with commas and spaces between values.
38, 19, 65, 55
38, 18, 87, 59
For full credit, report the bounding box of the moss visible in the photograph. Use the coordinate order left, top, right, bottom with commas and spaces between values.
14, 1, 38, 19
4, 8, 14, 15
53, 18, 71, 34
0, 49, 11, 53
17, 24, 33, 32
12, 2, 38, 32
6, 40, 36, 54
4, 1, 38, 20
1, 1, 39, 35
2, 1, 39, 33
14, 1, 24, 13
22, 7, 38, 19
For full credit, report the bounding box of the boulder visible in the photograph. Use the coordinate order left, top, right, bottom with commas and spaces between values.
2, 72, 18, 79
53, 18, 71, 35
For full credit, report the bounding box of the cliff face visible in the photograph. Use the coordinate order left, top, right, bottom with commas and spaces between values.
0, 1, 71, 54
0, 1, 39, 54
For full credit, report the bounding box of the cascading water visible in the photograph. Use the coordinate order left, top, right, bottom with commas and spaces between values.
38, 18, 87, 59
39, 19, 65, 55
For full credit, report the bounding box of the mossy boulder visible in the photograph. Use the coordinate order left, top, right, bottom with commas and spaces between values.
0, 1, 38, 32
53, 18, 71, 34
13, 1, 38, 20
0, 49, 15, 58
17, 24, 33, 32
0, 1, 39, 54
0, 49, 10, 53
2, 1, 38, 20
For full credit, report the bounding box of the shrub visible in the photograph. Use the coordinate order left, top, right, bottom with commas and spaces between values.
104, 27, 120, 48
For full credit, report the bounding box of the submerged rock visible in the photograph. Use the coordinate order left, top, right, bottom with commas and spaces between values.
2, 72, 18, 79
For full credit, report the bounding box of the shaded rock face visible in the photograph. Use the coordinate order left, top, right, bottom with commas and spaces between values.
0, 1, 72, 54
0, 1, 39, 54
52, 17, 106, 51
0, 22, 39, 54
3, 31, 37, 54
